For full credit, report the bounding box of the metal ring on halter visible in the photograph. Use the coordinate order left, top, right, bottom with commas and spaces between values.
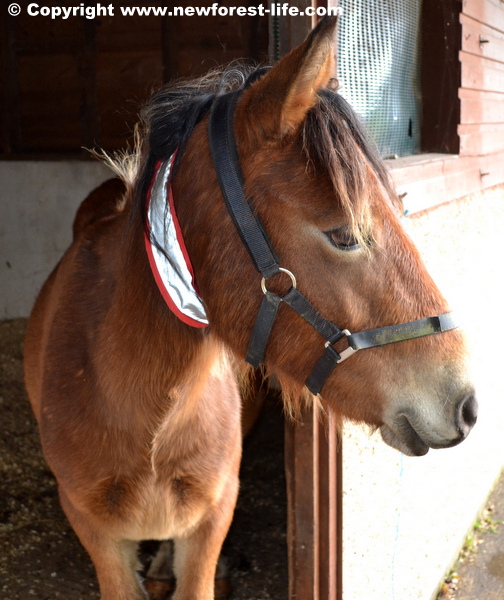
261, 268, 297, 294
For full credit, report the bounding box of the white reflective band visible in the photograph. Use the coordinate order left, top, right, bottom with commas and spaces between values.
145, 155, 209, 328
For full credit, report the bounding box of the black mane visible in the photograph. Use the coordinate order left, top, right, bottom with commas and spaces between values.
135, 65, 258, 231
135, 64, 397, 237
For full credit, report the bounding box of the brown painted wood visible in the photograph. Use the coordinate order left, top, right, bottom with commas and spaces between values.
17, 53, 82, 152
460, 88, 504, 124
459, 122, 504, 155
281, 6, 343, 598
0, 9, 267, 155
421, 0, 462, 154
389, 152, 504, 211
161, 14, 175, 84
270, 6, 344, 598
317, 409, 343, 600
285, 404, 343, 600
79, 18, 98, 152
463, 0, 504, 34
272, 0, 312, 60
0, 11, 20, 154
461, 56, 504, 95
460, 14, 504, 65
285, 409, 318, 599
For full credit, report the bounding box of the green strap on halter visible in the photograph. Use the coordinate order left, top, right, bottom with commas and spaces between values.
347, 313, 459, 351
306, 313, 459, 397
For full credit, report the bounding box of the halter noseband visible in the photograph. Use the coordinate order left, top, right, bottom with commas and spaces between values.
208, 90, 459, 397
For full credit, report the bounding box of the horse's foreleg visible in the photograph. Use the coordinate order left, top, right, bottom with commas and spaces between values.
59, 489, 148, 600
172, 477, 239, 600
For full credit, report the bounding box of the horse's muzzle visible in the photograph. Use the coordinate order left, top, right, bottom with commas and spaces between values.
455, 392, 478, 438
380, 389, 478, 457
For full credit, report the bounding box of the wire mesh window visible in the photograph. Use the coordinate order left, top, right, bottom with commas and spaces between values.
337, 0, 422, 158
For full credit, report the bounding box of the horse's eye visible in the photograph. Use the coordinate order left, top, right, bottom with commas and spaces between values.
326, 226, 361, 251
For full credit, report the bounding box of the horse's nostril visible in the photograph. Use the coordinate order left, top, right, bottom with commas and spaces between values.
458, 392, 478, 433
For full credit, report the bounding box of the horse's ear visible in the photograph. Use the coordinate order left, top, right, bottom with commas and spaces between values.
240, 16, 337, 141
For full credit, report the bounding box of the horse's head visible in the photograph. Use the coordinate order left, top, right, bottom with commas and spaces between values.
148, 17, 476, 456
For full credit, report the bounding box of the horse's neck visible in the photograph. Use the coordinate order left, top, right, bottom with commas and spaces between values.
96, 216, 218, 427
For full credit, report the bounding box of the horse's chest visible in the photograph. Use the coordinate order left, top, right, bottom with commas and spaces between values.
134, 478, 207, 539
91, 417, 241, 540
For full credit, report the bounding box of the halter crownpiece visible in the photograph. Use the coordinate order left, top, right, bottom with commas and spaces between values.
208, 87, 460, 397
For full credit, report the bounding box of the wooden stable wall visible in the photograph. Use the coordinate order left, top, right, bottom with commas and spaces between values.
0, 5, 267, 156
459, 0, 504, 159
392, 0, 504, 214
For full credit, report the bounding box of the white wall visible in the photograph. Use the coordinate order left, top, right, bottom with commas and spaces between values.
0, 161, 111, 319
343, 185, 504, 600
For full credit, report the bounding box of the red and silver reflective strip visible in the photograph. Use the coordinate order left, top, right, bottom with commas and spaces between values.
145, 153, 209, 328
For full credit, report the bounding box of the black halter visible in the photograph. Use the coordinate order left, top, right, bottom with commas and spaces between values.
208, 90, 459, 397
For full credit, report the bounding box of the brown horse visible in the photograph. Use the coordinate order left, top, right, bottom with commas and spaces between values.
24, 17, 476, 600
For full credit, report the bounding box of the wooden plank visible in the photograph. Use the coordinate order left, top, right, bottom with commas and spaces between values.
396, 170, 477, 214
0, 11, 21, 154
460, 14, 504, 65
283, 8, 342, 599
458, 123, 504, 155
4, 7, 267, 155
161, 13, 176, 83
461, 56, 504, 93
13, 16, 82, 55
17, 54, 81, 152
96, 14, 162, 54
317, 409, 343, 600
274, 0, 313, 59
79, 18, 98, 151
478, 151, 504, 189
389, 153, 504, 213
96, 52, 162, 149
160, 9, 267, 78
386, 155, 448, 187
245, 8, 268, 64
285, 404, 343, 600
390, 152, 500, 182
460, 48, 504, 72
285, 407, 318, 599
459, 88, 504, 124
462, 0, 504, 34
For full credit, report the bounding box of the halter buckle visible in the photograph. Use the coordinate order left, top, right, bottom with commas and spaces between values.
325, 329, 357, 363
